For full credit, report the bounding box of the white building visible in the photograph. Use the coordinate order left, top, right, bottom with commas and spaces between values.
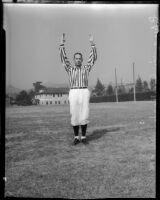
34, 87, 69, 105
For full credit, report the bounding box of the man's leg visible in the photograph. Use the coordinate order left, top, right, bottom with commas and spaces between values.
80, 89, 90, 144
81, 124, 87, 138
73, 125, 80, 145
73, 125, 79, 137
81, 124, 88, 144
69, 89, 80, 126
69, 89, 80, 145
79, 89, 90, 125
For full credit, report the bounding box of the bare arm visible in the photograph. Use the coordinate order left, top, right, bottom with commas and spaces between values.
59, 33, 72, 72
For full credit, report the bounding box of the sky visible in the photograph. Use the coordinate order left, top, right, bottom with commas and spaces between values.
3, 4, 158, 89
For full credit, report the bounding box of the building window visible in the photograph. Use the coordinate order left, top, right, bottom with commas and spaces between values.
53, 94, 55, 97
64, 100, 66, 104
50, 101, 52, 104
46, 101, 48, 105
55, 101, 57, 104
58, 101, 60, 104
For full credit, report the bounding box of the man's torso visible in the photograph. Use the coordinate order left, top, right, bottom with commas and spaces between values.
67, 65, 90, 88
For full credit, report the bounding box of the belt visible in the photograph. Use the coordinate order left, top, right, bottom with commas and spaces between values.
71, 87, 87, 89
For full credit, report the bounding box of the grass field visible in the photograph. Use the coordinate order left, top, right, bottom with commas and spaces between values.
5, 101, 156, 198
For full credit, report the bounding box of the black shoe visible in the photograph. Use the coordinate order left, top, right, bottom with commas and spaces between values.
81, 138, 89, 144
73, 138, 80, 145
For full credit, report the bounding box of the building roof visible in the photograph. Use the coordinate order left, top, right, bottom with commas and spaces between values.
35, 87, 69, 95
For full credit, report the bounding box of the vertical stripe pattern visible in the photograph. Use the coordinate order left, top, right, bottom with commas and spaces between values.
59, 44, 97, 88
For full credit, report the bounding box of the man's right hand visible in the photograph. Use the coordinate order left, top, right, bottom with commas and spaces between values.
60, 33, 65, 44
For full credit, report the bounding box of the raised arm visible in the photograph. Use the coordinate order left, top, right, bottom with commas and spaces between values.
59, 33, 72, 72
86, 34, 97, 72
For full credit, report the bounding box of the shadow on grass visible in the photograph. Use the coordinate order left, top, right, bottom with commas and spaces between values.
87, 127, 121, 143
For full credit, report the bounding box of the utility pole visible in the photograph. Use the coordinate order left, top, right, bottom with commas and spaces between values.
115, 68, 118, 103
133, 62, 136, 102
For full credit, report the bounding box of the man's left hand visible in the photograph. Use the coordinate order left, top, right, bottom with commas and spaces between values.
89, 34, 95, 45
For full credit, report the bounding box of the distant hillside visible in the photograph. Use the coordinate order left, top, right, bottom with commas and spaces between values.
6, 84, 21, 94
43, 82, 69, 88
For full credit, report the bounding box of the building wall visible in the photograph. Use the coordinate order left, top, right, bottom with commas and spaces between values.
35, 93, 69, 105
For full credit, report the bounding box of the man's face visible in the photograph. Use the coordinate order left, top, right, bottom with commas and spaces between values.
74, 54, 83, 67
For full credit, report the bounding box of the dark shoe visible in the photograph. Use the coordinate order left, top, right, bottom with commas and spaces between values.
81, 138, 89, 144
73, 138, 80, 145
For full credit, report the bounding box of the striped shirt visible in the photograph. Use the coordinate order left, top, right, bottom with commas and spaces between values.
59, 43, 97, 88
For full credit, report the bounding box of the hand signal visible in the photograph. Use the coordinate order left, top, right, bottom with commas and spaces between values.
60, 33, 66, 44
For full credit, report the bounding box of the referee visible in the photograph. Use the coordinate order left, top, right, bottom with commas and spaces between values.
59, 33, 97, 145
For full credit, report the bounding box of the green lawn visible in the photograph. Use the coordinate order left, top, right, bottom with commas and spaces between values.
5, 101, 156, 198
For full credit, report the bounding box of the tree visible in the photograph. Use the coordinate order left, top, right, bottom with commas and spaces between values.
135, 76, 143, 92
143, 81, 149, 92
106, 84, 114, 95
93, 78, 105, 96
16, 90, 32, 106
117, 84, 126, 94
33, 81, 46, 93
150, 78, 156, 91
129, 87, 134, 93
28, 89, 36, 104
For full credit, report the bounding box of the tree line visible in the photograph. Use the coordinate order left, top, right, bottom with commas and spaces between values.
92, 76, 156, 97
6, 76, 156, 106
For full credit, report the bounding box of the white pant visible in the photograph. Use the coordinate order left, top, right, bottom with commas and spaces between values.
68, 88, 91, 126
